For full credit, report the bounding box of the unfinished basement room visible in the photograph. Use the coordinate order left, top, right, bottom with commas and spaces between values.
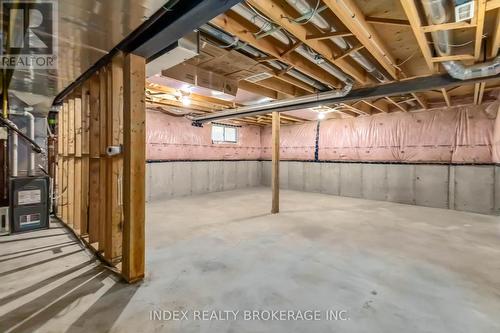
1, 0, 500, 332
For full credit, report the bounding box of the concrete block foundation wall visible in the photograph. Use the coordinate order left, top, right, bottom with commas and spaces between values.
146, 161, 261, 202
261, 161, 500, 216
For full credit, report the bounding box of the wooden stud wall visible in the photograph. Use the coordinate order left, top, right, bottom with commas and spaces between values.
55, 52, 145, 283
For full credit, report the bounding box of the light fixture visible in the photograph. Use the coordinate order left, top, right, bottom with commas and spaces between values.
318, 112, 326, 120
181, 95, 191, 106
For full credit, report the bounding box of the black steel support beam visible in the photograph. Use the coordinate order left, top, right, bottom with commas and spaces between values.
54, 0, 242, 105
192, 73, 500, 125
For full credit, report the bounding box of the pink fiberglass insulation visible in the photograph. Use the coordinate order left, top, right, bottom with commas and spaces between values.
260, 121, 318, 160
146, 109, 261, 160
260, 104, 497, 163
147, 103, 497, 163
490, 92, 500, 163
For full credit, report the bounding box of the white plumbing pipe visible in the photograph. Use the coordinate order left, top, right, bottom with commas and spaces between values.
5, 119, 19, 177
9, 109, 36, 176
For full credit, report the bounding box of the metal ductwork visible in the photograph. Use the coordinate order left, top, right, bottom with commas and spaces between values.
199, 24, 328, 91
421, 0, 500, 80
192, 80, 353, 125
283, 0, 388, 82
231, 4, 354, 86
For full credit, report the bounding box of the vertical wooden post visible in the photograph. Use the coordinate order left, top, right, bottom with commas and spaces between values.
88, 74, 101, 244
98, 69, 108, 252
62, 102, 69, 222
106, 55, 124, 262
67, 99, 75, 227
57, 105, 63, 218
80, 82, 90, 235
73, 96, 82, 234
271, 111, 280, 214
122, 53, 146, 282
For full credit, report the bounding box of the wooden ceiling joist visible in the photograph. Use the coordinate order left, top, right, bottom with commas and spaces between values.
274, 72, 316, 93
474, 0, 487, 60
245, 0, 369, 84
257, 76, 309, 96
365, 16, 410, 26
212, 12, 342, 88
146, 82, 235, 108
306, 31, 354, 41
431, 54, 475, 62
486, 0, 500, 11
400, 0, 436, 72
361, 99, 388, 113
488, 9, 500, 58
473, 82, 486, 105
421, 21, 475, 33
441, 88, 451, 106
411, 93, 428, 109
238, 80, 278, 99
385, 96, 407, 112
321, 0, 399, 79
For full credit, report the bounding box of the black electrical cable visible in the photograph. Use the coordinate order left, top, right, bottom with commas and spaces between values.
0, 118, 43, 153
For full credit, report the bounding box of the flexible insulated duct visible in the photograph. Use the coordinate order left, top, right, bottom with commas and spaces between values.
232, 4, 354, 86
421, 0, 500, 80
199, 24, 328, 91
283, 0, 388, 82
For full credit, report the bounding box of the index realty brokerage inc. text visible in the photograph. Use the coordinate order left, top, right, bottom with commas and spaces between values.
150, 309, 350, 321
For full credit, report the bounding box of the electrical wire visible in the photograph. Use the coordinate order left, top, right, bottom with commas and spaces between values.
280, 0, 322, 26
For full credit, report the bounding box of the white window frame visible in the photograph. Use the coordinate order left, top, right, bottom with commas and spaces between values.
211, 124, 238, 144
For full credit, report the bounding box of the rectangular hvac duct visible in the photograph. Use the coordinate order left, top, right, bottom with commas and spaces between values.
146, 31, 199, 78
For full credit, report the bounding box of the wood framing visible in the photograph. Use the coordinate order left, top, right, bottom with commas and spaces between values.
474, 0, 487, 60
88, 74, 100, 244
400, 0, 436, 72
271, 111, 280, 214
212, 12, 342, 88
122, 53, 146, 283
441, 88, 451, 106
321, 0, 399, 79
245, 0, 369, 84
106, 55, 124, 262
365, 16, 410, 26
488, 8, 500, 59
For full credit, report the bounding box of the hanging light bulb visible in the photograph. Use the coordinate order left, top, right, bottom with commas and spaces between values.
181, 95, 191, 106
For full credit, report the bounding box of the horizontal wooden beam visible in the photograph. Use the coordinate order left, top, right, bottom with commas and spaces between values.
246, 0, 369, 84
431, 54, 475, 62
213, 12, 342, 88
400, 0, 436, 72
306, 31, 354, 41
322, 0, 399, 79
385, 96, 407, 112
421, 21, 475, 33
441, 88, 451, 106
365, 16, 410, 26
486, 0, 500, 11
238, 80, 278, 99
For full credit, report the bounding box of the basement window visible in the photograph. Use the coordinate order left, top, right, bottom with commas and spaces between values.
212, 124, 238, 143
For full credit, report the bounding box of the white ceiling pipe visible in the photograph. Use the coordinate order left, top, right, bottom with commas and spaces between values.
421, 0, 500, 80
285, 0, 388, 82
193, 80, 353, 123
10, 109, 36, 176
232, 4, 354, 85
5, 119, 19, 177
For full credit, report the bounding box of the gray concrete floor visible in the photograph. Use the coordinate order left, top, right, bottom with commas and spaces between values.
1, 187, 500, 332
